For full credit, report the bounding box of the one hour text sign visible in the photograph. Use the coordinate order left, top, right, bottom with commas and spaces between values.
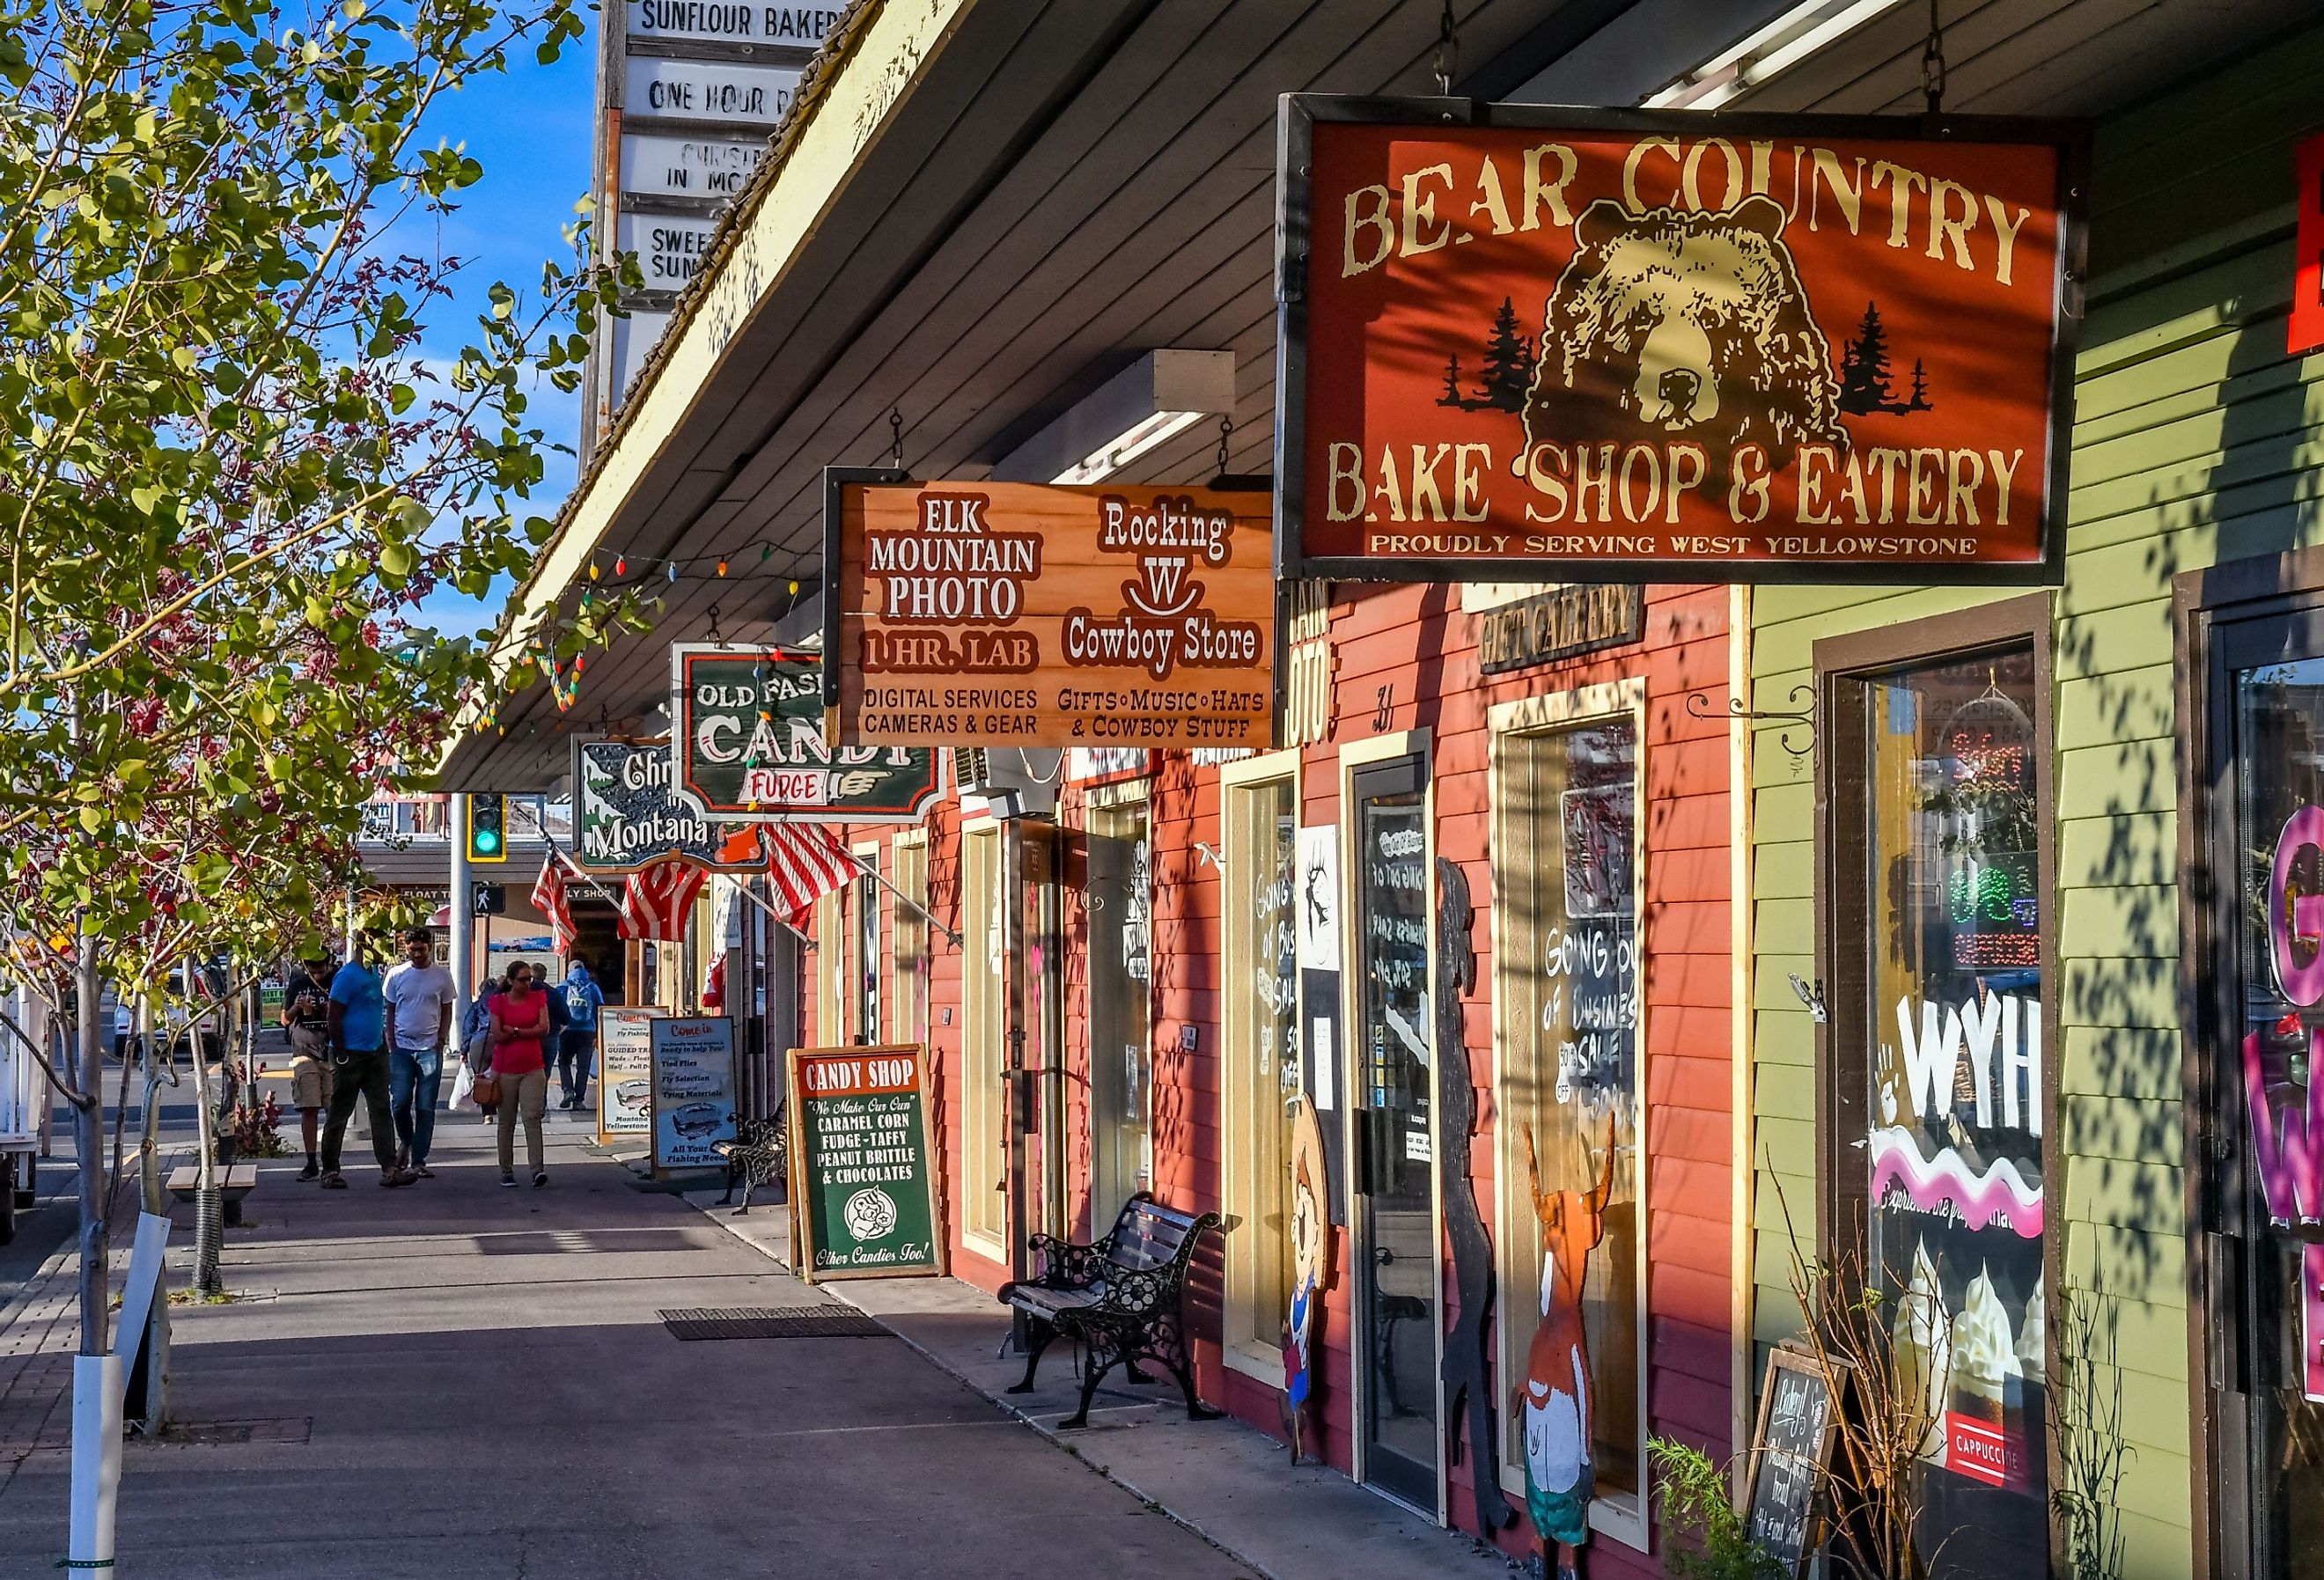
670, 646, 945, 823
825, 474, 1276, 750
1276, 103, 2085, 583
785, 1044, 945, 1283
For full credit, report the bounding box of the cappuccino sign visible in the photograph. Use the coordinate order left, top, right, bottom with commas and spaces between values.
824, 472, 1275, 750
670, 646, 944, 823
1276, 102, 2086, 583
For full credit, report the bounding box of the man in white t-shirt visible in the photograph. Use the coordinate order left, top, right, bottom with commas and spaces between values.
381, 927, 458, 1179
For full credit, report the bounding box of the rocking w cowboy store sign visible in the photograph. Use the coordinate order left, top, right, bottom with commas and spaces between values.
1275, 103, 2087, 584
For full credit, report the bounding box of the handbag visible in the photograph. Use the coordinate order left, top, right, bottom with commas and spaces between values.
469, 1063, 501, 1107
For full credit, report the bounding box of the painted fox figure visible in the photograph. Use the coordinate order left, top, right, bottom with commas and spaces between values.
1517, 1121, 1615, 1580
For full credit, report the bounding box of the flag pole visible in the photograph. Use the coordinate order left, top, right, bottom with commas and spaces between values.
515, 802, 824, 952
835, 844, 961, 948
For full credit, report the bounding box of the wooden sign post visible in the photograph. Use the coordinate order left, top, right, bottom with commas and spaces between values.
1744, 1346, 1851, 1576
784, 1043, 945, 1284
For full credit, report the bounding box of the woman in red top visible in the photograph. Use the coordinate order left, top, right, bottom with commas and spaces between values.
488, 961, 553, 1187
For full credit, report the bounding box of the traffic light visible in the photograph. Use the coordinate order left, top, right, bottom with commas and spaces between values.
472, 883, 506, 915
467, 794, 508, 863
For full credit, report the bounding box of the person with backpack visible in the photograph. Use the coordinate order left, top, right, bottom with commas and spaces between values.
556, 961, 604, 1111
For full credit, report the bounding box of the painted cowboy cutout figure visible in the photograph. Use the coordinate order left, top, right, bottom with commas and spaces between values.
1280, 1093, 1335, 1463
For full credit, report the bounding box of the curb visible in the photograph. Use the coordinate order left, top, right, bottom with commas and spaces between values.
681, 1195, 1280, 1580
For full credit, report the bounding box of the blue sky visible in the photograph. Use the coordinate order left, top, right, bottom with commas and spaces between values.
401, 8, 600, 638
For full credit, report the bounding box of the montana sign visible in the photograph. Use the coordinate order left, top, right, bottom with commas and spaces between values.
824, 472, 1275, 750
573, 738, 765, 873
671, 646, 944, 823
1276, 102, 2086, 583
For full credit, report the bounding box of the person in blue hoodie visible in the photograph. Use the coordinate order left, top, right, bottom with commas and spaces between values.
555, 960, 605, 1111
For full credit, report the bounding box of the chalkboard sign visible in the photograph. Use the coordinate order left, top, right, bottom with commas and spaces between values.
1744, 1347, 1849, 1575
785, 1044, 945, 1284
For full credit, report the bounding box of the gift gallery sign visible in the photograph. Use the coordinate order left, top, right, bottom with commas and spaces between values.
1276, 102, 2087, 583
669, 646, 945, 822
823, 472, 1275, 749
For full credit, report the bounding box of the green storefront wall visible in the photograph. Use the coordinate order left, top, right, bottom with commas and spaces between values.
1747, 24, 2324, 1577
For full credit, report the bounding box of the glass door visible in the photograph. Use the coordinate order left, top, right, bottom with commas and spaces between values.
1847, 647, 2049, 1577
1014, 825, 1066, 1241
2213, 613, 2324, 1576
1350, 755, 1438, 1513
1088, 802, 1152, 1222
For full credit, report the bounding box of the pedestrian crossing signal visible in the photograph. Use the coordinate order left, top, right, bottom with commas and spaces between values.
469, 794, 508, 863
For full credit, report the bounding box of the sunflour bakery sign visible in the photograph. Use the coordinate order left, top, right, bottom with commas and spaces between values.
1276, 103, 2087, 583
823, 471, 1275, 749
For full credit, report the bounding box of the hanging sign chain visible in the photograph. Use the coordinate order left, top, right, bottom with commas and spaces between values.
1433, 0, 1457, 96
1921, 0, 1947, 114
1214, 413, 1232, 477
705, 602, 724, 646
888, 408, 905, 470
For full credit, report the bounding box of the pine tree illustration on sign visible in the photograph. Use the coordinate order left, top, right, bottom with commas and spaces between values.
1438, 355, 1464, 407
1475, 296, 1537, 411
1438, 298, 1536, 412
1838, 300, 1931, 415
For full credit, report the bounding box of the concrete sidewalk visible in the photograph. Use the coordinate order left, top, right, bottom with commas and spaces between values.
0, 1104, 1265, 1578
677, 1190, 1517, 1580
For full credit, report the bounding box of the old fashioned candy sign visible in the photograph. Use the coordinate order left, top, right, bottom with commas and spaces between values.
670, 646, 944, 823
1276, 103, 2086, 582
823, 471, 1275, 750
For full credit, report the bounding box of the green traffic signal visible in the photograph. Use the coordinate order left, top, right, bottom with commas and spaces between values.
468, 793, 508, 863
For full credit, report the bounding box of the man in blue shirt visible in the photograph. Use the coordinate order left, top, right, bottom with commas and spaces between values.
555, 961, 606, 1112
321, 930, 416, 1189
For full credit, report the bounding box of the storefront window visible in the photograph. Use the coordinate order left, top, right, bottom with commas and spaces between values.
1493, 702, 1643, 1520
2231, 655, 2324, 1572
1222, 768, 1300, 1368
894, 837, 929, 1048
961, 824, 1006, 1248
1857, 648, 2048, 1575
1088, 800, 1151, 1216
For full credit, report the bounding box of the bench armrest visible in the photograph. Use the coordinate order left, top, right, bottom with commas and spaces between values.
1025, 1233, 1110, 1290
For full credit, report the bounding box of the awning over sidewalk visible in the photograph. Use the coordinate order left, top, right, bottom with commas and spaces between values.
438, 0, 2311, 793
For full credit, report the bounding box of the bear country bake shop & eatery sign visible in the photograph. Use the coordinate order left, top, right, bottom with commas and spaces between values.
671, 646, 945, 822
1276, 102, 2087, 584
822, 471, 1275, 750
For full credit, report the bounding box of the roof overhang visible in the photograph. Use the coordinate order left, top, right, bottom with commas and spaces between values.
438, 0, 2320, 793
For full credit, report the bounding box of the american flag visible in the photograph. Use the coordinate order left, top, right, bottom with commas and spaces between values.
617, 860, 710, 942
530, 857, 577, 955
764, 823, 857, 921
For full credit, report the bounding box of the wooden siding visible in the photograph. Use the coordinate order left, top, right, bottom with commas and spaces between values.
1746, 28, 2324, 1577
1305, 580, 1733, 1569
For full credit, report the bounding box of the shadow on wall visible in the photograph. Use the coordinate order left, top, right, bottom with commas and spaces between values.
2056, 297, 2319, 1302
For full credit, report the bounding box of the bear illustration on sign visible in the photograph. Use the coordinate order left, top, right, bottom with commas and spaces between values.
1519, 194, 1844, 481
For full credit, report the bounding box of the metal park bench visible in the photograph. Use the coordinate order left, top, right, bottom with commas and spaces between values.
997, 1192, 1224, 1429
711, 1113, 786, 1216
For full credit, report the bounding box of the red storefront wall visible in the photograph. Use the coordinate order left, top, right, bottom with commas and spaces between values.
797, 577, 1736, 1568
